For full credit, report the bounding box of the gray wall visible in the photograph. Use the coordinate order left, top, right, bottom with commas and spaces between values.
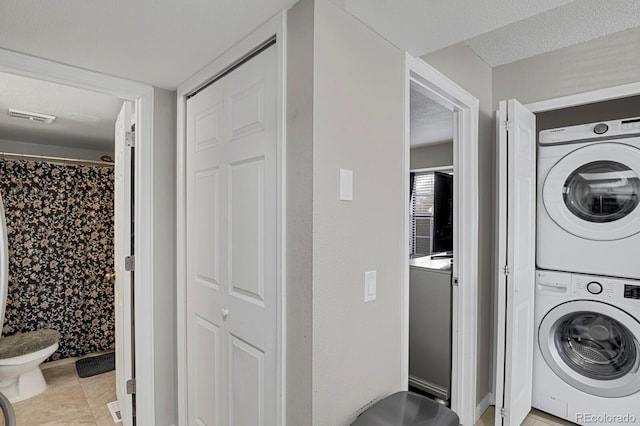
422, 42, 495, 407
313, 1, 405, 424
410, 142, 453, 170
493, 26, 640, 106
151, 87, 178, 425
286, 1, 314, 424
0, 138, 112, 161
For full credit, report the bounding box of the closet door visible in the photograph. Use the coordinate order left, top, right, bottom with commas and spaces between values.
185, 44, 278, 426
495, 99, 536, 426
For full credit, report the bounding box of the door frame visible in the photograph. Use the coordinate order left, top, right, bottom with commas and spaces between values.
0, 49, 156, 423
490, 80, 640, 418
176, 11, 287, 425
403, 53, 479, 426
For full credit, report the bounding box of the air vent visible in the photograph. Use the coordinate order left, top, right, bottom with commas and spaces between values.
8, 108, 56, 124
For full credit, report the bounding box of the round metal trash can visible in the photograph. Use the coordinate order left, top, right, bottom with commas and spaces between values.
351, 391, 459, 426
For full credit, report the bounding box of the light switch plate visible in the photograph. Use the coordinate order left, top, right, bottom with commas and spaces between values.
340, 169, 353, 201
364, 270, 376, 302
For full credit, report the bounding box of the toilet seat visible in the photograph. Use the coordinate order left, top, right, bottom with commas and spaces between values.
0, 330, 60, 360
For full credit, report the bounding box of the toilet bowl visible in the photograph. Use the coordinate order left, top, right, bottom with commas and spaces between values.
0, 197, 61, 402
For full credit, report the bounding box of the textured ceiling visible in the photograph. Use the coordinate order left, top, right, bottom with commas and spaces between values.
343, 0, 577, 57
465, 0, 640, 67
410, 82, 453, 147
0, 0, 297, 89
1, 0, 633, 90
1, 0, 638, 154
0, 72, 123, 151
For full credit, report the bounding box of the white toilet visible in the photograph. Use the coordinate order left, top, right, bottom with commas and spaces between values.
0, 197, 60, 402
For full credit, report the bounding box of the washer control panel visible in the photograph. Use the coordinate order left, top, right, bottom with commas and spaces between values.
624, 285, 640, 300
536, 270, 640, 305
573, 276, 616, 300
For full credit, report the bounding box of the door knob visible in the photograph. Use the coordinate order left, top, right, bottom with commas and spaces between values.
222, 307, 229, 320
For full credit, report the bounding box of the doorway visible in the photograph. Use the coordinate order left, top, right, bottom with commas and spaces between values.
403, 54, 480, 426
0, 47, 157, 426
0, 71, 134, 424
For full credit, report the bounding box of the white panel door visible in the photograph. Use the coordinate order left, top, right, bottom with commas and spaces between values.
186, 44, 277, 426
114, 101, 134, 425
495, 99, 536, 426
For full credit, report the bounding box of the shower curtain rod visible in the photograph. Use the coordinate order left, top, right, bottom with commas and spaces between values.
0, 152, 114, 167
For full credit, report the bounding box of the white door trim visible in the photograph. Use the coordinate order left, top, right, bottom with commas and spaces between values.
525, 81, 640, 113
0, 48, 156, 424
176, 11, 287, 426
403, 53, 479, 426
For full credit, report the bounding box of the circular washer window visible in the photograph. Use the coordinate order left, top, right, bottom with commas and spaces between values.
539, 300, 640, 397
554, 311, 637, 381
543, 142, 640, 241
563, 161, 640, 224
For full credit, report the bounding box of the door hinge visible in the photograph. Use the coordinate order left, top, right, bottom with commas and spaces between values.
125, 255, 135, 272
452, 277, 459, 287
504, 120, 512, 132
500, 407, 506, 418
126, 131, 136, 148
503, 265, 511, 276
126, 378, 136, 394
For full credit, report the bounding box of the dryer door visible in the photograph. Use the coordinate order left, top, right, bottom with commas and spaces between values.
543, 142, 640, 241
539, 300, 640, 397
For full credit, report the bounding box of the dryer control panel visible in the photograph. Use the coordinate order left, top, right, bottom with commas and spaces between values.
539, 116, 640, 144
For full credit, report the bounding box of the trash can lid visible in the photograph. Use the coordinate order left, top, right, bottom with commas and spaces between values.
351, 391, 460, 426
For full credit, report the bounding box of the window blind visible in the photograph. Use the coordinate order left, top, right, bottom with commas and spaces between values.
410, 172, 434, 257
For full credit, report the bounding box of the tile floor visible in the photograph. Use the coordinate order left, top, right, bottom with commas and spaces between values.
5, 361, 118, 426
476, 405, 576, 426
5, 364, 578, 426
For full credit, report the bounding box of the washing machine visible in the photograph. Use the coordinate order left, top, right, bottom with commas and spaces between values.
533, 270, 640, 425
537, 116, 640, 279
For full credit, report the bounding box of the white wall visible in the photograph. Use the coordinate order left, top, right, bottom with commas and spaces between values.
286, 0, 314, 424
493, 26, 640, 106
0, 138, 112, 161
150, 87, 178, 425
422, 42, 495, 408
312, 1, 405, 424
410, 142, 453, 170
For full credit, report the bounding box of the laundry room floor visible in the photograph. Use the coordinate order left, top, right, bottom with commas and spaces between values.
476, 405, 576, 426
6, 361, 118, 426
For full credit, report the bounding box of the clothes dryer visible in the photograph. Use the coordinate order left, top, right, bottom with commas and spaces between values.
533, 270, 640, 425
537, 117, 640, 279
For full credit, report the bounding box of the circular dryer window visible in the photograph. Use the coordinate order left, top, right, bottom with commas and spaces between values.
563, 161, 640, 223
543, 142, 640, 241
539, 300, 640, 397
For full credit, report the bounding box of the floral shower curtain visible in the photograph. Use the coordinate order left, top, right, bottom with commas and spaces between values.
0, 159, 115, 360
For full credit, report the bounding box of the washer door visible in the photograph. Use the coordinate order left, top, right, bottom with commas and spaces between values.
539, 300, 640, 397
543, 142, 640, 241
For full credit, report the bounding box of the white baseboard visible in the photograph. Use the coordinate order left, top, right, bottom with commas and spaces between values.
475, 392, 492, 422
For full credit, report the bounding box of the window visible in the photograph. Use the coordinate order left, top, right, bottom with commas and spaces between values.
410, 172, 434, 257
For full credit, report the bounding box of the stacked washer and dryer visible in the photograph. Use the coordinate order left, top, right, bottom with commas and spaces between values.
534, 116, 640, 425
